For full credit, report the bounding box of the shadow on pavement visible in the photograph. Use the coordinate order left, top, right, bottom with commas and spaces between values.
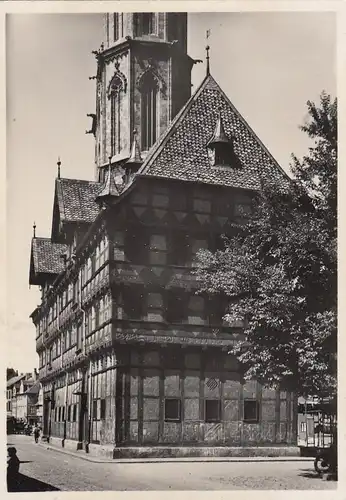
298, 469, 338, 481
298, 471, 322, 480
19, 461, 33, 464
7, 473, 60, 492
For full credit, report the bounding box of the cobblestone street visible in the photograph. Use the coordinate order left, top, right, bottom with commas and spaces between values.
7, 435, 337, 491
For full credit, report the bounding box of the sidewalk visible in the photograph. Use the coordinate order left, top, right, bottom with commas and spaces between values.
38, 441, 314, 464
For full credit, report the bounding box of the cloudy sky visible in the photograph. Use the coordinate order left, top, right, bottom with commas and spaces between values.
6, 11, 336, 372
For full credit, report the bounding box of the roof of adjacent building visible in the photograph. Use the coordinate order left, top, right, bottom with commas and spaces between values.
24, 381, 40, 395
138, 74, 290, 191
55, 178, 101, 224
30, 238, 67, 276
7, 374, 26, 388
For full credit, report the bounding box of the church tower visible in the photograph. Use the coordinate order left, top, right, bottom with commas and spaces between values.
92, 13, 194, 182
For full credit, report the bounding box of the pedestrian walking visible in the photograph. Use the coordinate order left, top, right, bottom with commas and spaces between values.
7, 446, 20, 492
34, 424, 40, 443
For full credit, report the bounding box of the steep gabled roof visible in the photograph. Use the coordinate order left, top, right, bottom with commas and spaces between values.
54, 178, 101, 225
138, 74, 290, 191
29, 237, 67, 285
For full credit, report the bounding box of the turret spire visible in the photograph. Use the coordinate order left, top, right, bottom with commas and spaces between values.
126, 129, 143, 167
33, 222, 36, 238
207, 111, 230, 147
95, 157, 119, 205
206, 29, 211, 76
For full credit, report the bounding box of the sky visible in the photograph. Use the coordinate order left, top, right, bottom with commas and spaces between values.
6, 11, 336, 372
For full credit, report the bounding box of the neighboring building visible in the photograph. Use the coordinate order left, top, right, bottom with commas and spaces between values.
297, 396, 336, 452
7, 371, 38, 420
29, 13, 297, 457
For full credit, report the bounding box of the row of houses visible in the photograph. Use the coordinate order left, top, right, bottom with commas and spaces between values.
6, 370, 43, 426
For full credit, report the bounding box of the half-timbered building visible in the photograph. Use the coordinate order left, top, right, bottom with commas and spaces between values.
29, 12, 298, 457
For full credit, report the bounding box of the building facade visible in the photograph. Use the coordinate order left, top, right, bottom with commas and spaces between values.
7, 371, 38, 421
29, 13, 297, 457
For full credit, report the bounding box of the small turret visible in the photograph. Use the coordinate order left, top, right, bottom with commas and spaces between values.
95, 157, 120, 206
207, 111, 235, 167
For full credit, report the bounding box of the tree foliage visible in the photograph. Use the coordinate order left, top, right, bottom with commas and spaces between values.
194, 92, 337, 398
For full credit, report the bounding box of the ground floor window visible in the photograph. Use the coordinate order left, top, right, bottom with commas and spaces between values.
243, 399, 259, 423
164, 398, 181, 422
100, 399, 106, 420
205, 399, 221, 423
73, 404, 77, 422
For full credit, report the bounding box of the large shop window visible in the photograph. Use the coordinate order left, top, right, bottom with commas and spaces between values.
164, 398, 181, 422
243, 400, 259, 423
205, 399, 221, 423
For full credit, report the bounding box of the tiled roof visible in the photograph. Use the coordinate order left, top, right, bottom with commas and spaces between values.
139, 74, 290, 191
31, 238, 67, 275
24, 381, 40, 395
56, 178, 101, 224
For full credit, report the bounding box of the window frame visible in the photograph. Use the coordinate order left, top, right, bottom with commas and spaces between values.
205, 399, 221, 423
164, 398, 181, 422
243, 399, 260, 423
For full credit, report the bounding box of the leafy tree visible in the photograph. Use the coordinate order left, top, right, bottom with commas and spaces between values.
194, 92, 337, 398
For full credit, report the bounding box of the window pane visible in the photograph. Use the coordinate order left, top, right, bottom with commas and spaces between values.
165, 399, 181, 422
205, 400, 220, 422
100, 399, 106, 420
243, 400, 259, 422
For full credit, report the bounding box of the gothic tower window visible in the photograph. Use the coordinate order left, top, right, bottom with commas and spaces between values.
109, 75, 124, 156
113, 13, 119, 41
135, 13, 157, 36
140, 72, 158, 150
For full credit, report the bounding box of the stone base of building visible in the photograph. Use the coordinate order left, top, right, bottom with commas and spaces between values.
111, 445, 300, 459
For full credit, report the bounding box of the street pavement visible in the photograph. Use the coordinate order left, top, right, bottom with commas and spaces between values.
7, 435, 337, 491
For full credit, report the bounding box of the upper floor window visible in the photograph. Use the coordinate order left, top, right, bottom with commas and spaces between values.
140, 72, 158, 151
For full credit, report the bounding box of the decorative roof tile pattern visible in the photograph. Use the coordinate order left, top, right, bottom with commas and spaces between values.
31, 238, 67, 275
139, 75, 290, 191
56, 178, 101, 224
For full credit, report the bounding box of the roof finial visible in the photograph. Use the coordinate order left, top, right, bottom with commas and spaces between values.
126, 129, 143, 169
33, 222, 36, 238
57, 157, 61, 179
206, 29, 211, 76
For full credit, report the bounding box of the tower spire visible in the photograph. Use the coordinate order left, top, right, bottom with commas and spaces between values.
57, 157, 61, 179
33, 222, 36, 238
206, 29, 211, 76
